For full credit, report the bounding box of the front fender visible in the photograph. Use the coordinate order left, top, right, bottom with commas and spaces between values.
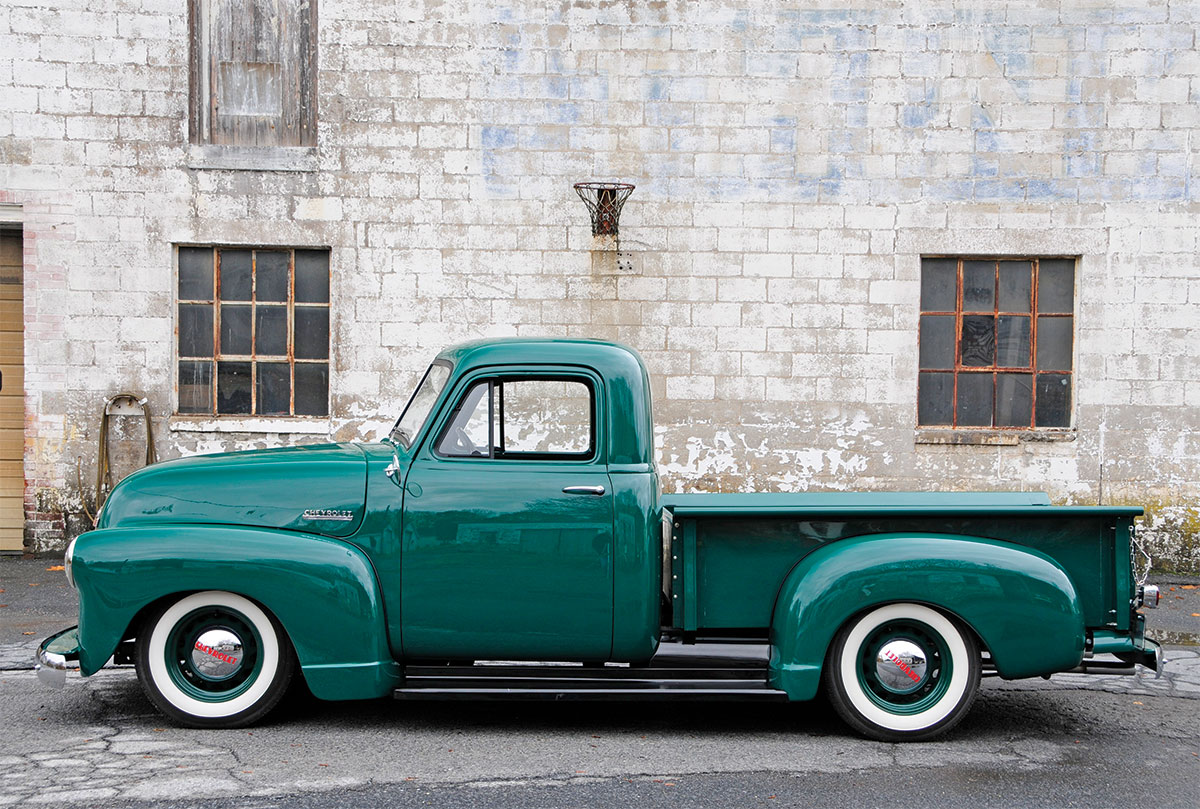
768, 534, 1084, 700
71, 525, 401, 700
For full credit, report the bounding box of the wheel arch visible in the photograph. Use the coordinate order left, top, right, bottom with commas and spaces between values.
768, 533, 1085, 700
71, 525, 402, 699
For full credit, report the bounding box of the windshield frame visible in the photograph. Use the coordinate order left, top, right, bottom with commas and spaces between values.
389, 360, 453, 449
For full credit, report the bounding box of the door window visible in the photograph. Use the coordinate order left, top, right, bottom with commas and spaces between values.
436, 378, 594, 460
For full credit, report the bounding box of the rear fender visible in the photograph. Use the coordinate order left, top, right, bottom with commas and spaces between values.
768, 534, 1084, 700
71, 526, 401, 700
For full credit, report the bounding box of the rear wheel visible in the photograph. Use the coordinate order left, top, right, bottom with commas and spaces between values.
136, 591, 294, 728
824, 603, 980, 741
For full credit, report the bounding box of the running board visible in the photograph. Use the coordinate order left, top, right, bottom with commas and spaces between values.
394, 642, 788, 702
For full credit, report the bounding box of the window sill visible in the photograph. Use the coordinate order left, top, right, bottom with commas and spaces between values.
914, 428, 1077, 446
169, 416, 331, 435
187, 145, 318, 172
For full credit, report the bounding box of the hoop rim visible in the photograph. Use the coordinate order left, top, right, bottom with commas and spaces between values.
573, 181, 636, 192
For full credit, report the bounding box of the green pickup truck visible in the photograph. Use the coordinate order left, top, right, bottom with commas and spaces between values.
38, 338, 1162, 741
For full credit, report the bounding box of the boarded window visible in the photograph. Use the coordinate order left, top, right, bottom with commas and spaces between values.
177, 246, 330, 416
918, 257, 1074, 430
190, 0, 317, 147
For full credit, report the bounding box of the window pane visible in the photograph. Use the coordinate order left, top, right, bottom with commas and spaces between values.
256, 251, 290, 302
1036, 316, 1073, 371
996, 373, 1033, 427
295, 364, 329, 417
996, 315, 1031, 367
501, 380, 593, 455
960, 315, 995, 367
257, 362, 291, 415
220, 304, 252, 355
217, 361, 252, 414
998, 261, 1032, 312
437, 381, 493, 456
219, 250, 252, 301
178, 304, 213, 358
918, 315, 955, 370
917, 372, 954, 425
255, 306, 287, 356
294, 307, 329, 359
295, 250, 330, 303
956, 372, 993, 426
962, 260, 995, 311
920, 258, 956, 312
1037, 259, 1075, 314
178, 361, 213, 414
1036, 374, 1071, 427
179, 247, 213, 300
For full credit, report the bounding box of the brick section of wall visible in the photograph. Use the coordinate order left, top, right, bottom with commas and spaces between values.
1, 1, 1198, 569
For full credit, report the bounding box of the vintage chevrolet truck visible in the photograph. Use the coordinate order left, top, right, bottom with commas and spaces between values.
38, 338, 1162, 741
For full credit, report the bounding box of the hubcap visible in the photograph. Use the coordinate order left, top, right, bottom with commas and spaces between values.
190, 628, 245, 681
857, 619, 951, 715
875, 639, 928, 693
164, 607, 263, 702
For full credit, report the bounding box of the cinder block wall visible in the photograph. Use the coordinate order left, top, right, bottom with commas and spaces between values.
2, 1, 1198, 570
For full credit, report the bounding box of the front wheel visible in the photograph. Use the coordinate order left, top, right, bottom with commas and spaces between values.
136, 591, 295, 728
824, 603, 980, 741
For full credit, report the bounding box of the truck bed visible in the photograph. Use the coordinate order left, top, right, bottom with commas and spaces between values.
662, 491, 1142, 635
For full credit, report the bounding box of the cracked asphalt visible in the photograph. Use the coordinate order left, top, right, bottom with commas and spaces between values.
2, 558, 1199, 808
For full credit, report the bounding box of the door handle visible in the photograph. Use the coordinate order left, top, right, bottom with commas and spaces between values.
562, 485, 605, 496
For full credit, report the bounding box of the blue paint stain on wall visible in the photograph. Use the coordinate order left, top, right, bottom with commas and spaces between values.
482, 126, 517, 150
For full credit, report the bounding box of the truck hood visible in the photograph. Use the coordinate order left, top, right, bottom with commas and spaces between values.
97, 443, 368, 538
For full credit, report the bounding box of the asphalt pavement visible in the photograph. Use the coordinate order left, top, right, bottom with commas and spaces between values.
2, 556, 1199, 808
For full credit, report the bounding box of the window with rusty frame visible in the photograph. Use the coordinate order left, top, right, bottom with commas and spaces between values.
176, 246, 330, 417
918, 257, 1074, 430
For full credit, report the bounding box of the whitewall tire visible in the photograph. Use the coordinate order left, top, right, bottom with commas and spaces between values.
135, 591, 295, 728
824, 603, 981, 741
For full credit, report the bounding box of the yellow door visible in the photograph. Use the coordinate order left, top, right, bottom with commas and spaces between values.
0, 231, 23, 551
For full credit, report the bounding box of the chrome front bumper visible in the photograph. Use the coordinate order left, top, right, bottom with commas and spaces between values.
35, 626, 81, 688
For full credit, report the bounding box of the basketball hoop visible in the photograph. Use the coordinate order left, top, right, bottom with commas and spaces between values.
573, 182, 634, 237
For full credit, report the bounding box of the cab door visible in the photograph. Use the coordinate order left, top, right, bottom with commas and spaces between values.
400, 371, 614, 661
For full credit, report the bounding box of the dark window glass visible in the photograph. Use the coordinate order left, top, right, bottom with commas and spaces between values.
179, 247, 213, 300
917, 372, 954, 425
998, 261, 1032, 312
920, 258, 956, 311
956, 372, 993, 426
1036, 316, 1073, 371
294, 364, 328, 416
1038, 260, 1075, 313
256, 252, 290, 302
217, 361, 252, 414
918, 315, 956, 370
220, 304, 252, 355
960, 315, 995, 366
995, 373, 1033, 427
178, 361, 213, 414
257, 362, 291, 415
180, 246, 329, 417
996, 315, 1030, 367
1036, 374, 1071, 427
962, 260, 995, 311
220, 250, 252, 301
256, 306, 288, 356
295, 250, 330, 303
294, 308, 329, 359
919, 256, 1074, 430
178, 304, 213, 358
